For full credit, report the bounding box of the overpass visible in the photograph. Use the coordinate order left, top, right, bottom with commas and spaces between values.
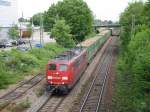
93, 24, 121, 36
94, 24, 121, 28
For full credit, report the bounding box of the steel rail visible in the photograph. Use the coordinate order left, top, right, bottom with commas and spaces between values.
0, 73, 44, 111
95, 46, 114, 112
79, 44, 111, 112
27, 86, 58, 112
37, 39, 113, 112
0, 73, 43, 99
79, 38, 114, 112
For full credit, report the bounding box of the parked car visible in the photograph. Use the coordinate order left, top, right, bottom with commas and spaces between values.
35, 43, 43, 48
11, 40, 18, 46
11, 39, 26, 46
0, 42, 6, 48
17, 39, 26, 45
5, 41, 13, 47
0, 39, 13, 48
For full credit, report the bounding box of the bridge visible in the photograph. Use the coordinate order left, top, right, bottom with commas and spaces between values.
94, 24, 121, 28
93, 24, 121, 36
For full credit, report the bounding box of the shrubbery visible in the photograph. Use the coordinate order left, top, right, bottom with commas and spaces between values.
113, 1, 150, 112
0, 43, 67, 89
114, 29, 150, 111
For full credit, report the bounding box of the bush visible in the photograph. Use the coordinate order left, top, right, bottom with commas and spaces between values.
8, 24, 19, 40
0, 43, 67, 89
113, 28, 150, 112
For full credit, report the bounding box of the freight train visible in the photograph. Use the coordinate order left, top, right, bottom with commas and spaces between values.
46, 30, 111, 93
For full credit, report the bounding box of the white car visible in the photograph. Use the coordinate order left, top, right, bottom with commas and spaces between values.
5, 41, 13, 47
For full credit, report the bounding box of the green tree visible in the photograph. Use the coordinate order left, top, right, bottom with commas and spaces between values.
119, 1, 144, 49
18, 17, 29, 23
44, 0, 94, 41
26, 24, 32, 32
44, 4, 58, 31
144, 0, 150, 26
128, 29, 150, 89
31, 13, 43, 26
114, 1, 150, 112
8, 25, 19, 40
51, 19, 75, 48
57, 0, 93, 41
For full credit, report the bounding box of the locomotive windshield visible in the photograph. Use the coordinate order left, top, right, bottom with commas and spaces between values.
48, 64, 56, 70
59, 64, 68, 71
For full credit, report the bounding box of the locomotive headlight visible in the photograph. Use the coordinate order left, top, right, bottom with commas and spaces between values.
48, 76, 52, 80
62, 77, 68, 80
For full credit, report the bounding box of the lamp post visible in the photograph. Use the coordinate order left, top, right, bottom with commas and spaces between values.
131, 15, 135, 38
19, 22, 22, 39
40, 13, 43, 46
31, 17, 34, 41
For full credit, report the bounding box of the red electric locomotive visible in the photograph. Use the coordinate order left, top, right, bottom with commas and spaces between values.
46, 47, 87, 93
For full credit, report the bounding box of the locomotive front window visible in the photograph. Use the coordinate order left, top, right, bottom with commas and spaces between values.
59, 64, 68, 71
48, 64, 56, 70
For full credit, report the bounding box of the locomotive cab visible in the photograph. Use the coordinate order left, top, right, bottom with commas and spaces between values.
46, 47, 87, 93
46, 60, 72, 92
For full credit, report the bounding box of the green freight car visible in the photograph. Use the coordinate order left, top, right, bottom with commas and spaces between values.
80, 30, 111, 62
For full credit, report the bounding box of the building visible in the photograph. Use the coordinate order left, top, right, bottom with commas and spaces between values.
0, 0, 18, 40
0, 0, 18, 27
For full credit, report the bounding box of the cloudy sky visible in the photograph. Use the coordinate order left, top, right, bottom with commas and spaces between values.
18, 0, 147, 21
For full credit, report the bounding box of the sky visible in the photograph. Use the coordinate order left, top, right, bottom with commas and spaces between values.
18, 0, 147, 22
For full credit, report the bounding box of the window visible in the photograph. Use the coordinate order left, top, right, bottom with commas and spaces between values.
74, 60, 80, 68
59, 64, 68, 71
0, 0, 11, 6
48, 64, 56, 70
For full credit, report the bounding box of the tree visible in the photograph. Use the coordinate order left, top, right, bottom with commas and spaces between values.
44, 4, 58, 31
31, 13, 43, 26
18, 17, 29, 22
8, 25, 19, 40
57, 0, 93, 41
144, 0, 150, 26
114, 1, 150, 111
44, 0, 94, 42
51, 19, 75, 48
119, 1, 144, 49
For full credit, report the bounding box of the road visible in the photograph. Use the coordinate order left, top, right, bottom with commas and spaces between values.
0, 32, 56, 52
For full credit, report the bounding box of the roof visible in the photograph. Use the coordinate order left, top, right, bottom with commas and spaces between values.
48, 59, 69, 65
80, 36, 102, 47
80, 30, 110, 47
48, 47, 85, 64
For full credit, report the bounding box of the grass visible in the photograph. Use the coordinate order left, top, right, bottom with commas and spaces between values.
34, 87, 45, 97
112, 56, 150, 112
0, 101, 9, 111
0, 43, 67, 89
7, 98, 31, 112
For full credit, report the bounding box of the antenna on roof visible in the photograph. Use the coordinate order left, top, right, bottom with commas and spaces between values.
73, 36, 82, 50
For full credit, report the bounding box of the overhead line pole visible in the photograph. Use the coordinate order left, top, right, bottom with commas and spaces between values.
131, 15, 135, 38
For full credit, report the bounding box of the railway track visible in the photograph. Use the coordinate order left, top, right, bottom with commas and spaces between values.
27, 37, 116, 112
38, 95, 66, 112
0, 73, 44, 110
73, 37, 116, 112
26, 85, 66, 112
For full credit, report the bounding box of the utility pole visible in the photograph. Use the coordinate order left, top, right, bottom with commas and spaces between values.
31, 17, 34, 41
20, 11, 24, 39
131, 15, 135, 37
40, 13, 43, 46
29, 17, 34, 50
